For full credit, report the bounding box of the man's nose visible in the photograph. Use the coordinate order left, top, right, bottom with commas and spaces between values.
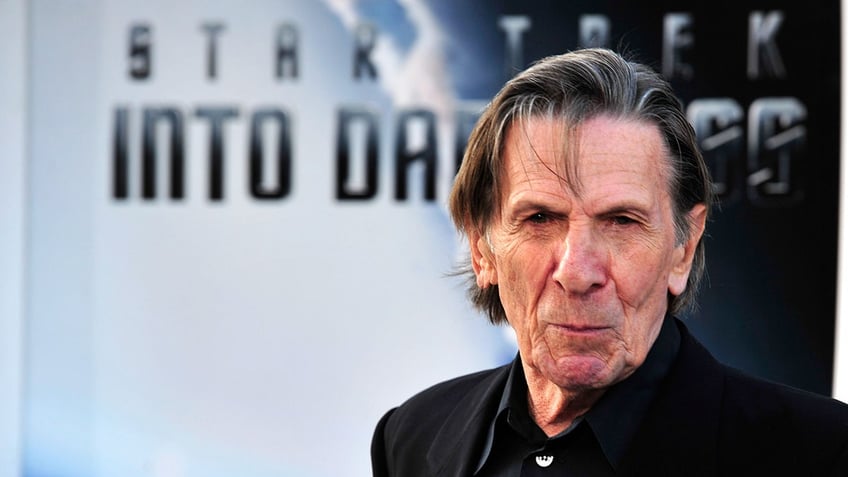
552, 225, 608, 294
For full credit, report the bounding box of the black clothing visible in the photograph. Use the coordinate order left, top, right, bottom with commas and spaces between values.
372, 319, 848, 476
475, 317, 680, 476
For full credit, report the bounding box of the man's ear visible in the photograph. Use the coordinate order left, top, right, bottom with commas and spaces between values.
668, 203, 707, 296
469, 228, 498, 288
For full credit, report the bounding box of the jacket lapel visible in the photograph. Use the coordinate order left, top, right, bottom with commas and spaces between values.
425, 362, 511, 476
617, 320, 725, 476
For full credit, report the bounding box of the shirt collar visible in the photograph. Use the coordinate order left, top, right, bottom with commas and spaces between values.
584, 315, 681, 468
474, 315, 681, 473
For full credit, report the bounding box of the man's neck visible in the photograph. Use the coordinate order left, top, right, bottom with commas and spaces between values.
522, 365, 607, 437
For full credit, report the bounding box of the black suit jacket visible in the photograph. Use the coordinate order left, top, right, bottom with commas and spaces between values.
372, 320, 848, 476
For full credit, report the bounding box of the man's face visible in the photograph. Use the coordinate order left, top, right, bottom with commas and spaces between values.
470, 115, 705, 391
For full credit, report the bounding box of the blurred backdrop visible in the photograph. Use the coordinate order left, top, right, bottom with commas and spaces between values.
0, 0, 842, 476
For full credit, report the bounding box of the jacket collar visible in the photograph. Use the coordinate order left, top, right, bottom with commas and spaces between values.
425, 363, 511, 476
616, 319, 725, 476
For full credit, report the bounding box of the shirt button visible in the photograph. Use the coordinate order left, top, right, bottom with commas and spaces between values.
535, 455, 554, 468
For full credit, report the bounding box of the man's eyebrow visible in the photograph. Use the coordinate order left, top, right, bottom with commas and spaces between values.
595, 201, 653, 219
506, 195, 567, 213
502, 201, 541, 219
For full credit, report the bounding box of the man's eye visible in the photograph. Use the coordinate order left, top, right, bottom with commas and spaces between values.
611, 216, 635, 226
528, 212, 549, 224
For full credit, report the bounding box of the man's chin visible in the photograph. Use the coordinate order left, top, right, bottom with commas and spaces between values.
537, 354, 619, 391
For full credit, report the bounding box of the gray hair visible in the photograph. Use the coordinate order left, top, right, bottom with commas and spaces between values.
449, 48, 712, 324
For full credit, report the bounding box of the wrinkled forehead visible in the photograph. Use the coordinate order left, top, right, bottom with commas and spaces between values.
497, 114, 672, 202
500, 117, 577, 194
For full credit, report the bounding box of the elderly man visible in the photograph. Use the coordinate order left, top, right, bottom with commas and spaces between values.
371, 49, 848, 476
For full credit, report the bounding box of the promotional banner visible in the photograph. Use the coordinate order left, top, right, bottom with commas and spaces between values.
21, 1, 839, 476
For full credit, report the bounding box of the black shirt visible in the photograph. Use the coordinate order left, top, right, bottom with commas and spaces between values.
474, 316, 681, 476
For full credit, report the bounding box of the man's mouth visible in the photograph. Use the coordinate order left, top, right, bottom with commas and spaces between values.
549, 323, 612, 334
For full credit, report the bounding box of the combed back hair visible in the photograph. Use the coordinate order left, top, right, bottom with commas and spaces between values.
449, 48, 713, 325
